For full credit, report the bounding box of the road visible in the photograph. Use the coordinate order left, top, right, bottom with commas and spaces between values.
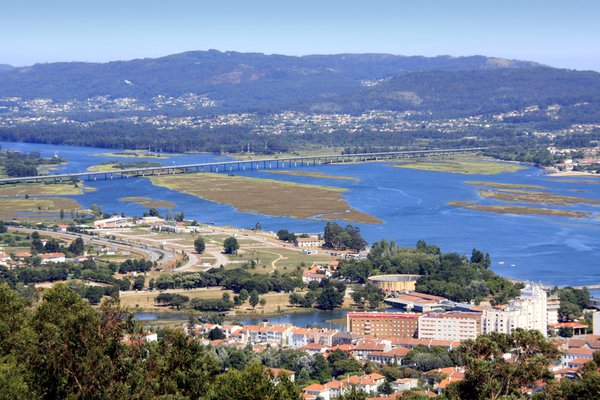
8, 226, 174, 267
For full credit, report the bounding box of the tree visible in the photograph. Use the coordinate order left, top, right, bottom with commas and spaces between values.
249, 290, 260, 309
148, 207, 159, 217
85, 286, 104, 305
67, 237, 85, 256
223, 237, 239, 255
30, 237, 44, 253
59, 209, 65, 219
174, 211, 184, 222
44, 238, 61, 253
0, 220, 6, 233
259, 298, 267, 308
208, 327, 226, 340
233, 295, 243, 307
239, 288, 249, 303
447, 329, 561, 400
194, 237, 206, 254
277, 229, 296, 242
133, 276, 145, 291
316, 286, 343, 310
90, 203, 102, 217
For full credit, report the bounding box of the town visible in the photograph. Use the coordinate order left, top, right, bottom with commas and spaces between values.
2, 212, 600, 399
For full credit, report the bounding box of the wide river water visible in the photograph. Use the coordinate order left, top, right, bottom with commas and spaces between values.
2, 141, 599, 288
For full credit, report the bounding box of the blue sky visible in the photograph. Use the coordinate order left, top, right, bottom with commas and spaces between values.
2, 0, 599, 70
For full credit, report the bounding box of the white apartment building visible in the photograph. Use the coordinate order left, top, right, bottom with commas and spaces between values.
547, 295, 560, 325
483, 284, 548, 337
418, 312, 482, 341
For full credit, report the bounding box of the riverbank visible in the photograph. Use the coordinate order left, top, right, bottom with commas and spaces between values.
546, 170, 600, 178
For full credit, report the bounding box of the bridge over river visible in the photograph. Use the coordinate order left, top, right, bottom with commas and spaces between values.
0, 147, 488, 185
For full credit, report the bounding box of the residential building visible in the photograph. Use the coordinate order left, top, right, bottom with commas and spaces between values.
483, 284, 548, 337
367, 347, 410, 364
418, 312, 482, 341
353, 340, 392, 360
548, 322, 588, 337
301, 264, 336, 284
347, 312, 421, 338
93, 216, 130, 229
547, 295, 560, 325
39, 252, 66, 264
294, 236, 323, 248
392, 378, 419, 392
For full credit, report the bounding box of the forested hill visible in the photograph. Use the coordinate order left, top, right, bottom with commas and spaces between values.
4, 50, 599, 118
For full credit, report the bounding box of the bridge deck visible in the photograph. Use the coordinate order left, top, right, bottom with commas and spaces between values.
0, 147, 488, 185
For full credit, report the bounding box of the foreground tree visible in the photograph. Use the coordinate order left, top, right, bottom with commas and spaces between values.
446, 329, 561, 400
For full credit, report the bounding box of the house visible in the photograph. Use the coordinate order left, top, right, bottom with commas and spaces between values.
39, 252, 66, 264
302, 264, 336, 284
0, 250, 10, 266
392, 378, 419, 392
549, 322, 588, 337
221, 325, 243, 338
301, 343, 329, 356
93, 216, 130, 229
302, 383, 330, 400
563, 347, 595, 367
295, 236, 323, 248
429, 366, 465, 392
56, 224, 69, 232
353, 340, 392, 360
332, 331, 365, 346
288, 328, 312, 348
567, 358, 592, 369
266, 368, 295, 382
244, 324, 292, 346
367, 347, 410, 364
13, 252, 32, 260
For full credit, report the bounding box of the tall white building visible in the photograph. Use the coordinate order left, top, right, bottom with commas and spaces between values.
546, 295, 560, 325
593, 312, 600, 336
483, 284, 548, 337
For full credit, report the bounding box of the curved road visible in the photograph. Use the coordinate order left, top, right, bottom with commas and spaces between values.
8, 226, 174, 266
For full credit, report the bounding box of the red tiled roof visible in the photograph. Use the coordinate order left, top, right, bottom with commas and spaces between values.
39, 252, 65, 259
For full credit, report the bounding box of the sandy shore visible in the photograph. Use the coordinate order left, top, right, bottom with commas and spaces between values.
546, 170, 600, 178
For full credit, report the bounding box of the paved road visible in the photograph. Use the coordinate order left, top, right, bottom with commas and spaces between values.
8, 226, 173, 266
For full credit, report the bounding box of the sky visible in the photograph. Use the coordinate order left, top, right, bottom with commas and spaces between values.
1, 0, 599, 71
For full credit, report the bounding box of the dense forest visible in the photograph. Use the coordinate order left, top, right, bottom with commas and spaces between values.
0, 147, 65, 177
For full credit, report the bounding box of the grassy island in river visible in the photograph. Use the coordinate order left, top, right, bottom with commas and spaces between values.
148, 173, 381, 224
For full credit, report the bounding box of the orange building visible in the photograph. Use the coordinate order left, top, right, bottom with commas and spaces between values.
346, 312, 421, 339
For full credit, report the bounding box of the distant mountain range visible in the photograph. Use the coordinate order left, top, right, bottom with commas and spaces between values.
1, 50, 600, 118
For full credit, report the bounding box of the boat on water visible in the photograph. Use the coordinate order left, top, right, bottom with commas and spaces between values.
498, 261, 505, 265
510, 264, 516, 267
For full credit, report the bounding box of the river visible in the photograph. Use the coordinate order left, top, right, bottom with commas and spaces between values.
2, 140, 599, 287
